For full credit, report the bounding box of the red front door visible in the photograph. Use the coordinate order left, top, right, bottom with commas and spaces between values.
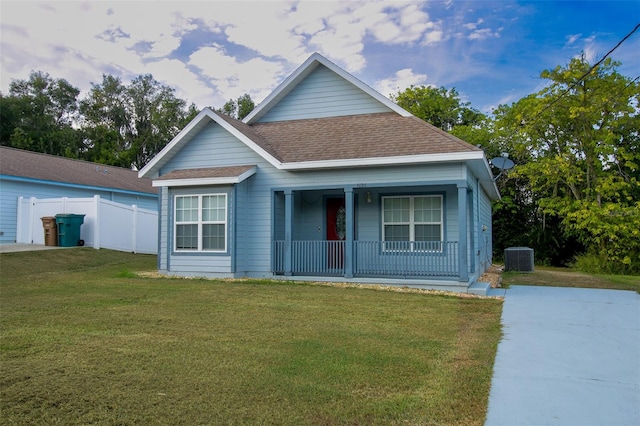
326, 197, 346, 269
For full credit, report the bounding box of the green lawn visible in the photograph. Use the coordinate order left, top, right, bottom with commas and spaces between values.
0, 249, 502, 425
502, 266, 640, 293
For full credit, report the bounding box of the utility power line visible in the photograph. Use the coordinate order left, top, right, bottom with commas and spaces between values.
521, 23, 640, 127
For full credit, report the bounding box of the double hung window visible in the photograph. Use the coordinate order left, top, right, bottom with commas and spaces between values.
174, 194, 227, 252
382, 195, 443, 251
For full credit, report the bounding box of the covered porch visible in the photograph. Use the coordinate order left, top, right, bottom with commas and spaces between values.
271, 181, 473, 285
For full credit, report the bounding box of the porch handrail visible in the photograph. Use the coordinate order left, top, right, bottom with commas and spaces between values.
273, 240, 345, 275
355, 240, 459, 277
274, 240, 459, 278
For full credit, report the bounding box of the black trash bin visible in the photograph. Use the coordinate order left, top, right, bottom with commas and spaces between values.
55, 214, 85, 247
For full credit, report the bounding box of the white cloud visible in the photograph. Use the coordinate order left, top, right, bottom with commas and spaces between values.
468, 27, 502, 41
0, 0, 443, 106
464, 18, 484, 30
423, 29, 444, 45
144, 58, 214, 108
582, 35, 598, 62
374, 68, 429, 98
189, 45, 284, 105
565, 33, 582, 46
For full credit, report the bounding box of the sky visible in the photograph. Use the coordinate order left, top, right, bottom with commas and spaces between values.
1, 1, 639, 114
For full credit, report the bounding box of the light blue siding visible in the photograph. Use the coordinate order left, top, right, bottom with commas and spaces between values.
478, 183, 493, 274
154, 118, 485, 280
165, 122, 263, 171
0, 178, 157, 244
464, 174, 494, 280
258, 65, 392, 123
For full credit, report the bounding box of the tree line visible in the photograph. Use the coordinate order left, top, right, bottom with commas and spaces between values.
394, 56, 639, 274
0, 71, 254, 170
1, 56, 638, 273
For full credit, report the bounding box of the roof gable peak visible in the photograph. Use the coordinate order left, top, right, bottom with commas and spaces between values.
243, 53, 411, 124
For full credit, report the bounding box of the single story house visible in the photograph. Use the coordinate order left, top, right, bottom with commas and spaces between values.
0, 146, 158, 244
139, 53, 499, 293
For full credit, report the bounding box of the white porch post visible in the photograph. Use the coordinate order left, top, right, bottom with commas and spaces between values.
344, 187, 354, 278
457, 183, 469, 282
284, 189, 293, 276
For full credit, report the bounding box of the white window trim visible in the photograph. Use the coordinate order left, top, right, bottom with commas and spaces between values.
381, 195, 443, 252
174, 193, 227, 253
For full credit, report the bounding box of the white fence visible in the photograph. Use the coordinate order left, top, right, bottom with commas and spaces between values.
17, 195, 158, 254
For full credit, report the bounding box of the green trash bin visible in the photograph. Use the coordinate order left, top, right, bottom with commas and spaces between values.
55, 214, 86, 247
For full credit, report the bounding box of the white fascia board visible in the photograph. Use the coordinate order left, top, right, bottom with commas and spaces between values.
280, 151, 486, 170
153, 166, 257, 187
475, 157, 501, 200
208, 113, 283, 169
139, 108, 213, 179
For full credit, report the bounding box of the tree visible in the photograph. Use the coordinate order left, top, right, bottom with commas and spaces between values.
500, 56, 640, 272
392, 85, 484, 131
218, 93, 255, 120
80, 74, 198, 169
1, 71, 82, 157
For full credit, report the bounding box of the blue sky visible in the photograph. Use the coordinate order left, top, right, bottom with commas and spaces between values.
1, 1, 639, 114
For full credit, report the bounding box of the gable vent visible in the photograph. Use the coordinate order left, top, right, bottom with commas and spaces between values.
504, 247, 534, 272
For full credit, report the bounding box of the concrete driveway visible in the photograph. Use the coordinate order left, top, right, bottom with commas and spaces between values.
485, 285, 640, 425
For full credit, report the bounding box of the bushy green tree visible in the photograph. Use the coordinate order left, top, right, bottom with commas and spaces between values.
393, 85, 484, 131
1, 71, 82, 157
80, 74, 198, 169
501, 57, 640, 272
218, 93, 255, 120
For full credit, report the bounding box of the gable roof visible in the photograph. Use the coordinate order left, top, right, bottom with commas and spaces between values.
243, 53, 411, 124
139, 108, 283, 178
138, 52, 498, 199
0, 146, 156, 195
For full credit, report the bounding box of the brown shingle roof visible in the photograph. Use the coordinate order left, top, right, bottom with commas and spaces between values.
214, 112, 282, 160
0, 147, 156, 194
155, 165, 255, 181
249, 112, 481, 163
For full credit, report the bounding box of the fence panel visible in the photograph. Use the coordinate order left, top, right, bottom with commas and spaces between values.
16, 196, 157, 254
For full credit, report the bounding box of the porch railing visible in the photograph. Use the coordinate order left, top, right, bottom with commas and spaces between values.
273, 240, 458, 278
354, 241, 458, 277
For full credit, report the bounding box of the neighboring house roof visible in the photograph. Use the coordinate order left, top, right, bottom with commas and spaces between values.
0, 146, 156, 195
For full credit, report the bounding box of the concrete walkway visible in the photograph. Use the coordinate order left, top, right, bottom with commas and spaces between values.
485, 285, 640, 426
0, 243, 69, 253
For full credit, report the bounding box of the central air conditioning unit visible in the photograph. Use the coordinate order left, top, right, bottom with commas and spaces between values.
504, 247, 534, 272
